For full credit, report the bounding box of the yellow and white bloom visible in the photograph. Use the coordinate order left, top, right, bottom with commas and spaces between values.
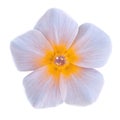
10, 8, 111, 108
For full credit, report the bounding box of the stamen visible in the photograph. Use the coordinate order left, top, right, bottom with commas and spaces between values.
54, 56, 65, 66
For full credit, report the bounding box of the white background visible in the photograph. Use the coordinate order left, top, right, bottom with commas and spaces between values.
0, 0, 119, 120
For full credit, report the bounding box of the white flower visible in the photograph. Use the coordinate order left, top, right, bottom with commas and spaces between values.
10, 8, 111, 108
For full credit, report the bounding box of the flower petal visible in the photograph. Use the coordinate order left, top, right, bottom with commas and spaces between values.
35, 8, 78, 48
10, 30, 53, 71
71, 23, 111, 68
23, 66, 63, 108
60, 67, 104, 106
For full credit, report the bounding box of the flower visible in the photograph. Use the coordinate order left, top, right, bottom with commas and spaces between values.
10, 8, 111, 108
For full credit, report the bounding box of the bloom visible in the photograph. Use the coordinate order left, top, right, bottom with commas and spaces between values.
10, 8, 111, 108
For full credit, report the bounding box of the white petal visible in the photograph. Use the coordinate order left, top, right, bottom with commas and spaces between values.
10, 30, 53, 71
72, 23, 111, 68
23, 67, 63, 108
35, 8, 78, 48
60, 67, 104, 106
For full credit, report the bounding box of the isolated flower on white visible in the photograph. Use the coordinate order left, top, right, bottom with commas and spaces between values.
10, 8, 111, 108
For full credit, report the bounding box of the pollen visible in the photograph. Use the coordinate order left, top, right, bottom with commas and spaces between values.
54, 56, 66, 66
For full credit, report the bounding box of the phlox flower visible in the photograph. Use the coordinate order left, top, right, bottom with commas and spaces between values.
10, 8, 111, 108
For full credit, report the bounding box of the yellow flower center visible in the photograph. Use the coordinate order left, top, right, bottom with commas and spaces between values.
36, 44, 80, 81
